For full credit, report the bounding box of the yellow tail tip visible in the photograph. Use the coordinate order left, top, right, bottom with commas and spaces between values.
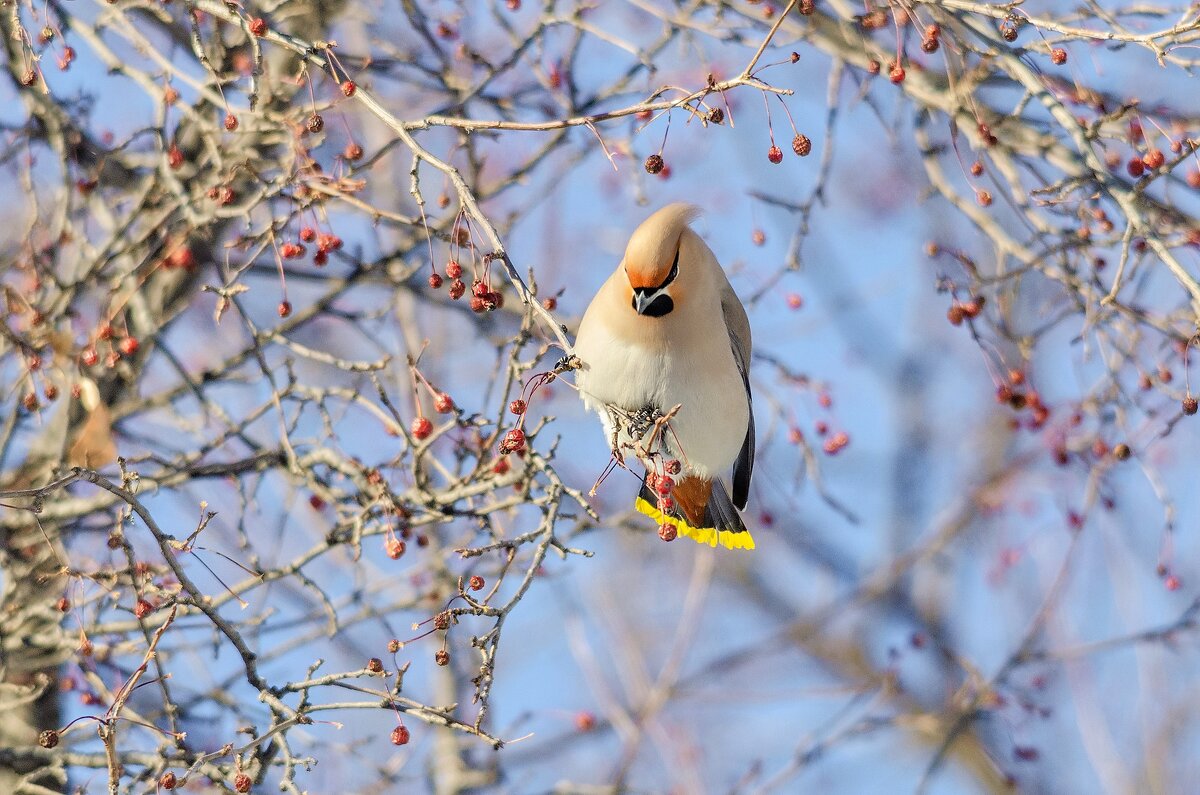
635, 497, 755, 551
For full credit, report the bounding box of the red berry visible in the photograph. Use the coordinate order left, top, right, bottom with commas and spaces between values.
224, 113, 239, 132
134, 599, 152, 618
655, 476, 674, 496
249, 17, 267, 36
313, 251, 328, 266
299, 226, 316, 242
278, 301, 291, 317
446, 260, 463, 279
391, 725, 410, 745
159, 772, 177, 790
119, 337, 139, 356
1166, 574, 1181, 591
823, 431, 849, 454
448, 279, 466, 300
434, 392, 455, 413
167, 144, 184, 169
500, 427, 526, 454
341, 80, 356, 97
658, 522, 677, 542
1051, 48, 1067, 65
976, 189, 992, 207
81, 347, 99, 367
1127, 157, 1145, 177
469, 575, 484, 591
575, 711, 597, 731
386, 538, 405, 559
767, 145, 783, 164
234, 773, 251, 793
509, 399, 526, 415
344, 142, 364, 161
1144, 149, 1165, 169
428, 273, 443, 289
411, 416, 433, 440
664, 459, 681, 475
889, 64, 906, 83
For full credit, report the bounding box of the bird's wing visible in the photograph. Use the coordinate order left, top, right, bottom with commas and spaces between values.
721, 283, 754, 510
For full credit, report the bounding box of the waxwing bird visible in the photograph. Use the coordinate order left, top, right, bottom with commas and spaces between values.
574, 204, 755, 550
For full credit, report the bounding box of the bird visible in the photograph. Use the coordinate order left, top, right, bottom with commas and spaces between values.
573, 204, 755, 550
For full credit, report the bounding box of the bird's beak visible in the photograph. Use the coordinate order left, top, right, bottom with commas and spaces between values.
632, 288, 654, 315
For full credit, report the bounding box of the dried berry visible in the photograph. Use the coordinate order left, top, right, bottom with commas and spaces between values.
1051, 48, 1067, 65
367, 657, 384, 673
134, 599, 152, 619
499, 428, 526, 454
38, 729, 59, 749
435, 649, 450, 666
509, 399, 527, 415
344, 142, 364, 160
306, 114, 324, 134
889, 64, 906, 84
644, 154, 665, 174
224, 113, 239, 132
411, 416, 433, 440
792, 133, 811, 157
249, 17, 267, 36
159, 772, 177, 790
428, 273, 444, 289
658, 522, 677, 542
448, 279, 466, 300
1184, 396, 1198, 416
708, 107, 725, 124
234, 773, 251, 793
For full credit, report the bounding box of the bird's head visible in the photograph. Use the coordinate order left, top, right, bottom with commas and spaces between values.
622, 203, 702, 318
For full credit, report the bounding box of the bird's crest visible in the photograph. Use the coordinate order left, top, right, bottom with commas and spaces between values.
624, 203, 701, 289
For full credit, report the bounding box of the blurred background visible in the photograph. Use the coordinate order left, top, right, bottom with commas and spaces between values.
3, 1, 1200, 793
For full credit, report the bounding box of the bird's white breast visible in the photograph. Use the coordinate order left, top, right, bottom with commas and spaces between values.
574, 299, 747, 480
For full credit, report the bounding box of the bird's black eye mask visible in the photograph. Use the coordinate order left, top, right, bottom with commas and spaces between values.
631, 245, 679, 317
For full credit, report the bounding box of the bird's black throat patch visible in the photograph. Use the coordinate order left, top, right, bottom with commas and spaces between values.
633, 293, 674, 317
